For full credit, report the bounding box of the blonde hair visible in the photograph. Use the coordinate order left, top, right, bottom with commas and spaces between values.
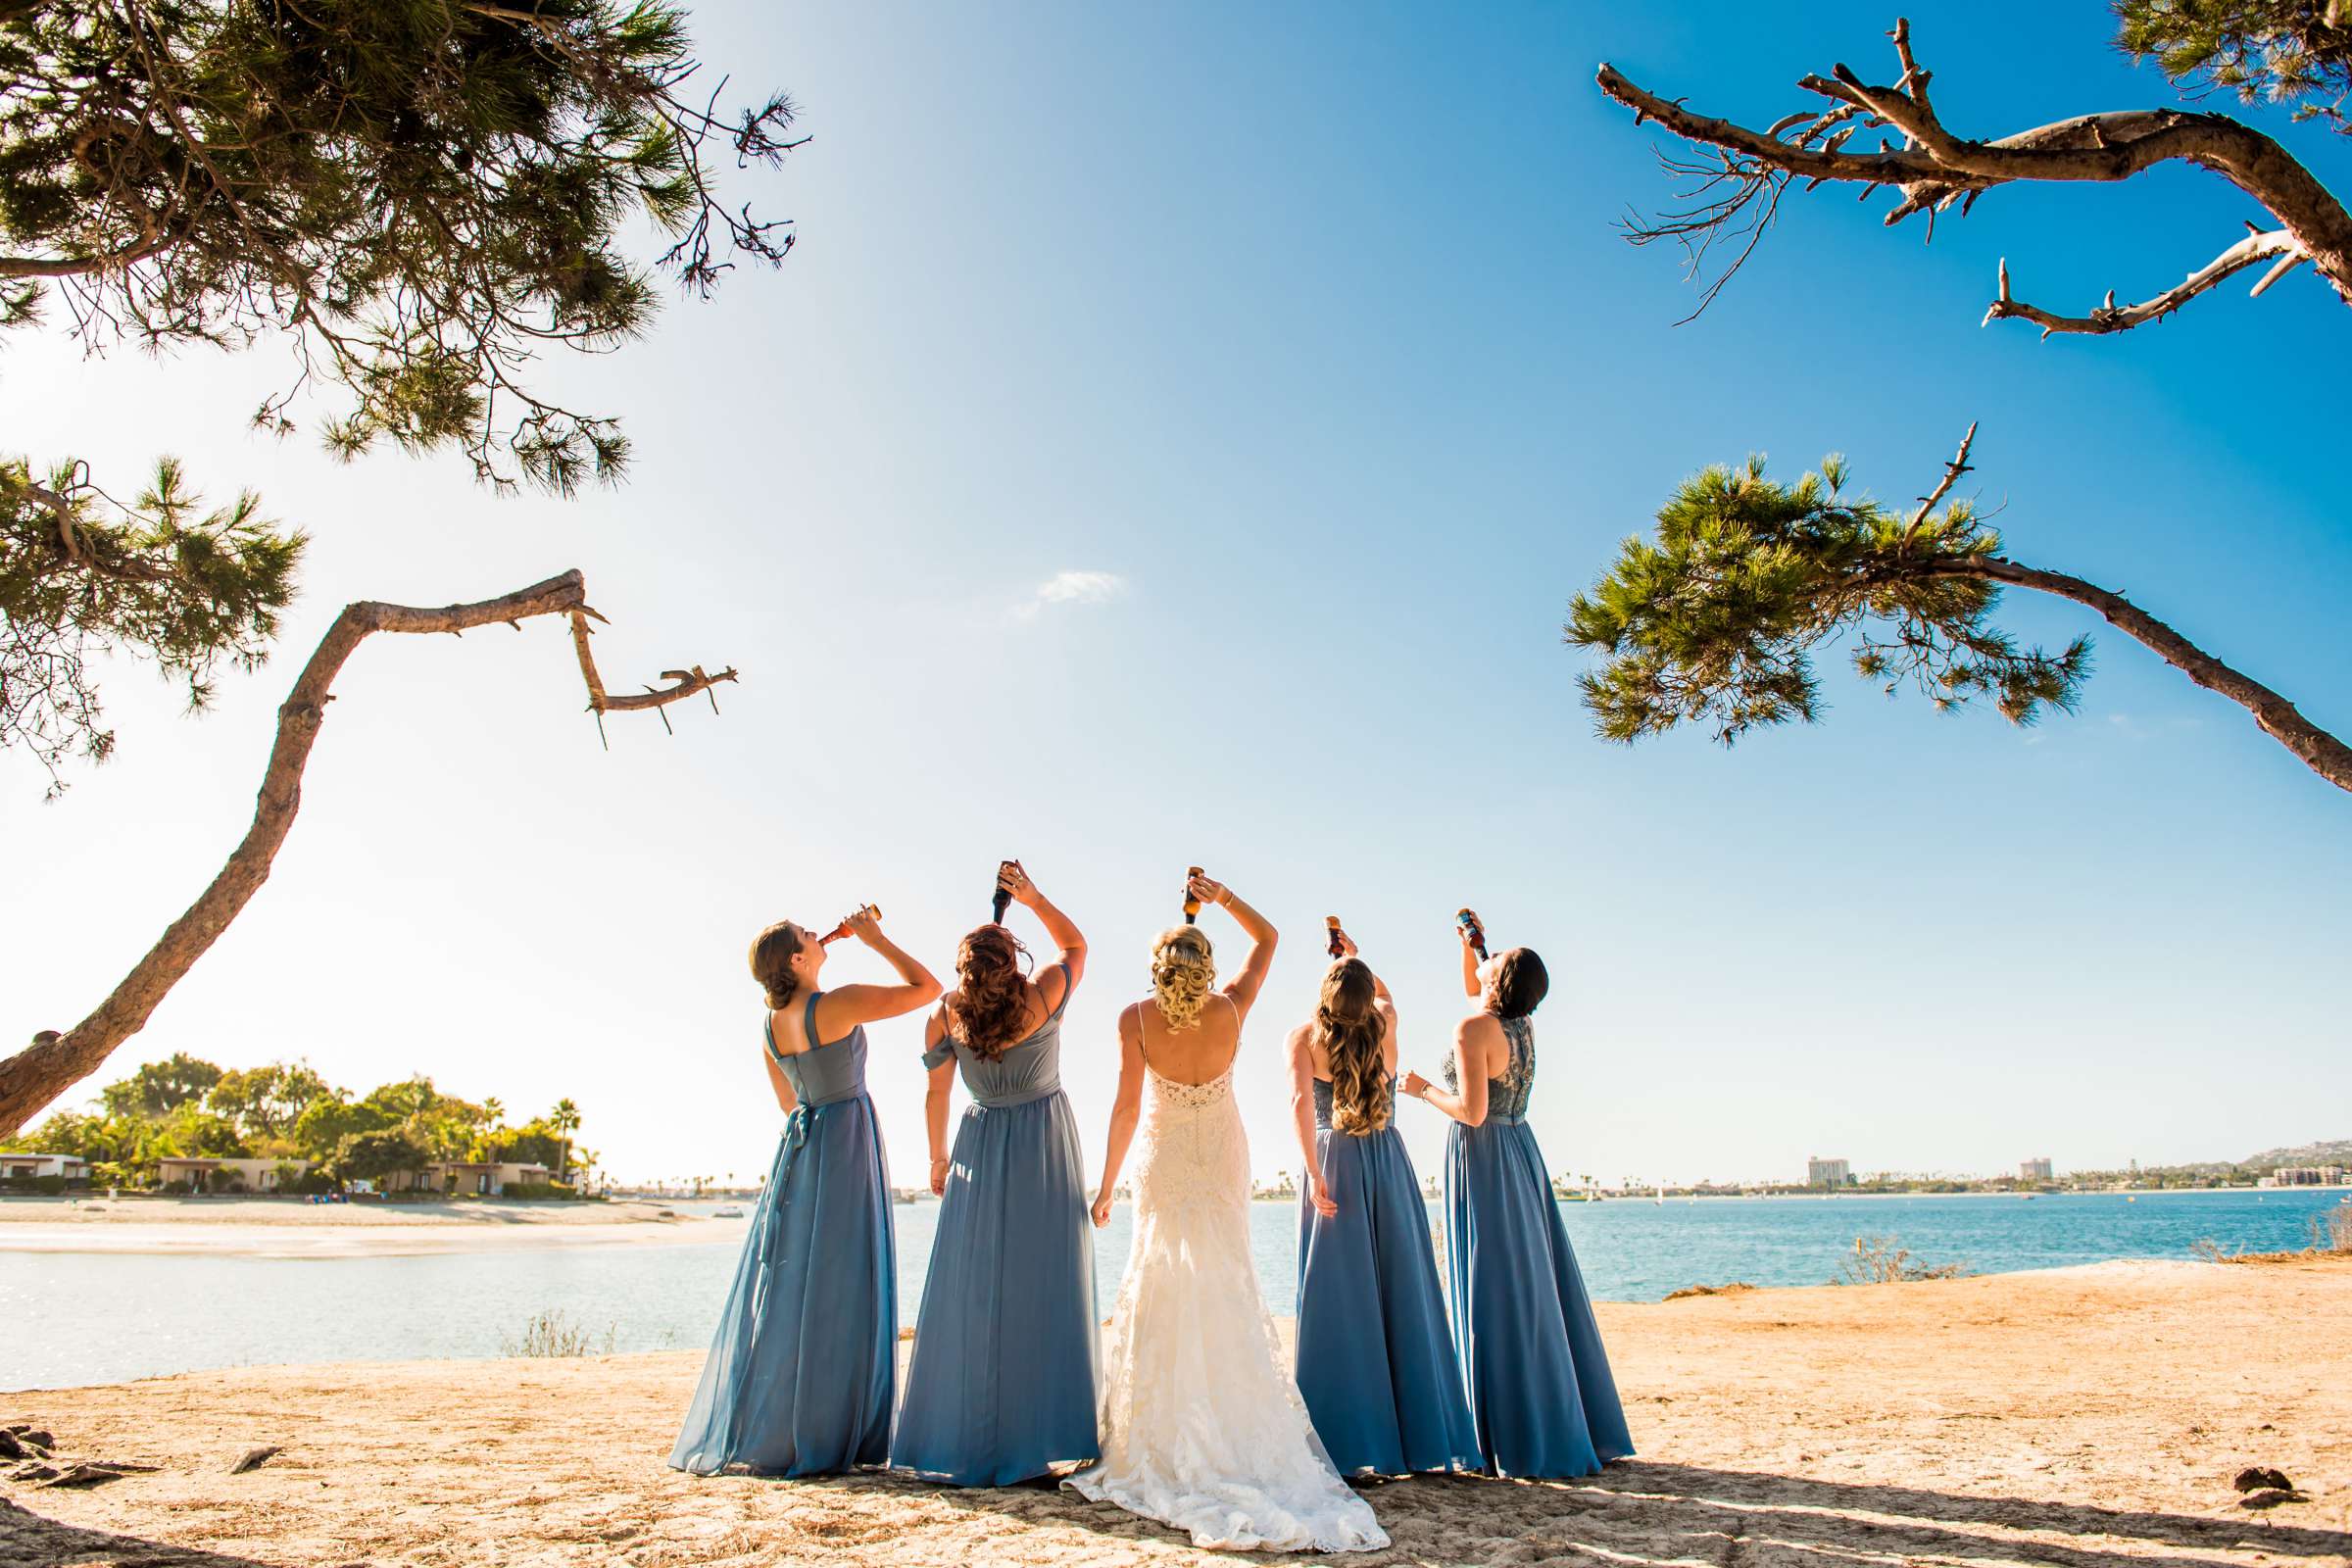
1319, 959, 1390, 1135
1149, 925, 1215, 1031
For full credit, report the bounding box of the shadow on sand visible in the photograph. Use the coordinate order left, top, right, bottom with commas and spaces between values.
0, 1494, 286, 1567
776, 1457, 2351, 1568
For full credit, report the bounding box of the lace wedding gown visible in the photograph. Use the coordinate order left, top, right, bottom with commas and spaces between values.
1066, 1042, 1389, 1552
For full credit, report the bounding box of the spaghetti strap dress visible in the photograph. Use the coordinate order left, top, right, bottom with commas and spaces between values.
1295, 1074, 1481, 1476
1443, 1014, 1633, 1478
669, 991, 897, 1476
892, 963, 1100, 1485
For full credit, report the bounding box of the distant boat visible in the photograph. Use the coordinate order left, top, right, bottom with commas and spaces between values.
712, 1205, 744, 1218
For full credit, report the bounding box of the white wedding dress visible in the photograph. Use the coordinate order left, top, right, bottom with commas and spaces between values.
1065, 1008, 1389, 1553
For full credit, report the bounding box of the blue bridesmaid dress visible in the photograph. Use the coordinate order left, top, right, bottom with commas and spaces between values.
1444, 1015, 1633, 1478
670, 991, 897, 1476
891, 964, 1100, 1484
1295, 1076, 1481, 1476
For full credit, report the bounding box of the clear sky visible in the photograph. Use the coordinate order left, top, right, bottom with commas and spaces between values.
6, 0, 2348, 1189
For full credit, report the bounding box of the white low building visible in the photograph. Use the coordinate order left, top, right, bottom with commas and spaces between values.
0, 1152, 91, 1183
155, 1156, 310, 1193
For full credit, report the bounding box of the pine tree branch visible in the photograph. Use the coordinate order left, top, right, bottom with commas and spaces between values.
1920, 553, 2352, 793
1597, 16, 2352, 325
0, 568, 737, 1137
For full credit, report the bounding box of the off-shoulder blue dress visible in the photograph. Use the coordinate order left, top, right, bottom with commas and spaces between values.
1444, 1015, 1633, 1478
1295, 1075, 1481, 1476
669, 991, 897, 1476
892, 964, 1100, 1484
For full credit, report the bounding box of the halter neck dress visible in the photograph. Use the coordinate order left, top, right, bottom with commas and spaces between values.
669, 990, 897, 1476
1295, 1071, 1481, 1475
1442, 1012, 1633, 1478
891, 963, 1100, 1485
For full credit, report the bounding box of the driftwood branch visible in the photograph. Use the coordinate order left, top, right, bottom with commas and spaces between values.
0, 568, 736, 1137
1597, 16, 2352, 328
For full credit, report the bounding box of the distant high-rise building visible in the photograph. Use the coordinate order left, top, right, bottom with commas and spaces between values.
2020, 1156, 2054, 1183
1807, 1156, 1852, 1189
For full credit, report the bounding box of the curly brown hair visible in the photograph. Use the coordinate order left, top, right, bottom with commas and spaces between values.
1319, 958, 1391, 1135
945, 924, 1035, 1060
749, 921, 807, 1010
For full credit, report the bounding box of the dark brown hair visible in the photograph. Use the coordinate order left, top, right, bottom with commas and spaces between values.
1318, 958, 1390, 1135
945, 924, 1034, 1060
1488, 947, 1549, 1020
749, 921, 807, 1010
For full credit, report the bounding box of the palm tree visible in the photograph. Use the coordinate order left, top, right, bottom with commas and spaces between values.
549, 1099, 581, 1180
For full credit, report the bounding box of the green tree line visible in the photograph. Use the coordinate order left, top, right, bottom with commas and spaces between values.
19, 1053, 589, 1193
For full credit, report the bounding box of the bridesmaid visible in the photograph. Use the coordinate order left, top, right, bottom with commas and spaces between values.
1289, 938, 1480, 1477
1400, 918, 1633, 1479
892, 861, 1099, 1485
670, 906, 941, 1476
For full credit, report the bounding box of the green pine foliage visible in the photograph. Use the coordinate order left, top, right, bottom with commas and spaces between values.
1565, 455, 2091, 746
2114, 0, 2352, 131
2, 457, 304, 793
0, 0, 800, 490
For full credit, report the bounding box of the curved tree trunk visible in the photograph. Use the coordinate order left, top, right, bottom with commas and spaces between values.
0, 568, 736, 1139
1935, 556, 2352, 794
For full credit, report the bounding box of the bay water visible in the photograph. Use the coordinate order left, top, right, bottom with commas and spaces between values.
5, 1188, 2343, 1392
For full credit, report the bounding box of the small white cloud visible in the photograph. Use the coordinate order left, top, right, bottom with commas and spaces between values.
1012, 569, 1127, 621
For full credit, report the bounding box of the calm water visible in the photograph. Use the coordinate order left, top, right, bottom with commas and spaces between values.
4, 1189, 2343, 1392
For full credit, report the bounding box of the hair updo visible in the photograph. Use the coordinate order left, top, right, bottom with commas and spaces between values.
1318, 958, 1390, 1135
946, 924, 1034, 1061
1488, 947, 1549, 1020
749, 921, 807, 1010
1149, 925, 1216, 1031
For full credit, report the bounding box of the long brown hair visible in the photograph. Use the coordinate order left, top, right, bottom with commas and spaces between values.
749, 921, 806, 1010
1319, 958, 1390, 1135
946, 924, 1034, 1060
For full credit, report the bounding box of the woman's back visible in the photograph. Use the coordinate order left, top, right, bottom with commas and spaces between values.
937, 973, 1071, 1104
1132, 993, 1240, 1087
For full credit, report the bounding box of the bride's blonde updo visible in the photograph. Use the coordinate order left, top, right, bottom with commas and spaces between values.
1149, 925, 1216, 1030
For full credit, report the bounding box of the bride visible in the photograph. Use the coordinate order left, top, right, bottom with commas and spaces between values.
1067, 871, 1388, 1553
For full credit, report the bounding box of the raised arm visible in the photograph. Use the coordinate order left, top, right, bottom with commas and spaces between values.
813, 907, 943, 1038
1193, 871, 1278, 1020
1458, 912, 1484, 999
1004, 860, 1088, 999
1403, 1014, 1494, 1127
1091, 1005, 1148, 1227
1288, 1024, 1337, 1218
921, 1008, 956, 1197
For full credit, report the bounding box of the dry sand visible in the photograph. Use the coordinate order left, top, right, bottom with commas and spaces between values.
7, 1259, 2349, 1568
0, 1198, 729, 1258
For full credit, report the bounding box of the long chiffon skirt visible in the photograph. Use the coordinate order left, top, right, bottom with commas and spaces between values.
669, 1094, 896, 1476
1295, 1125, 1481, 1475
1446, 1117, 1633, 1478
892, 1092, 1100, 1485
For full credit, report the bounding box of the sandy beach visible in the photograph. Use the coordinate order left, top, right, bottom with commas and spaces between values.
0, 1197, 729, 1258
6, 1257, 2347, 1567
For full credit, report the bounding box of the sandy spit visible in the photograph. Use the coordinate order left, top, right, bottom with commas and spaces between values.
5, 1260, 2350, 1567
0, 1197, 733, 1258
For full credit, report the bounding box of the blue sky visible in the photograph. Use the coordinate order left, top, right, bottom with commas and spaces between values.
5, 0, 2347, 1187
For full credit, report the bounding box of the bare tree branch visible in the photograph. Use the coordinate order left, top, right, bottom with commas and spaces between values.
1984, 230, 2304, 336
1597, 16, 2352, 328
0, 568, 736, 1136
